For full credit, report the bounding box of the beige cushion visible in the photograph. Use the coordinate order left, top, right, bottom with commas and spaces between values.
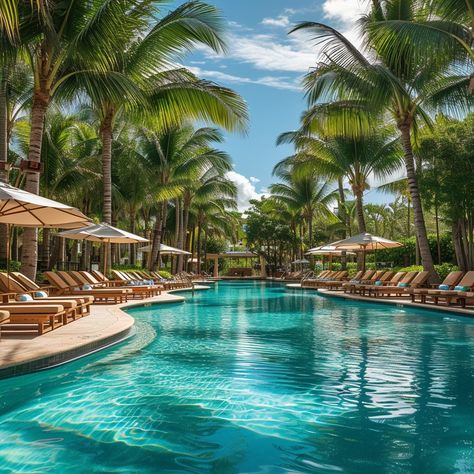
0, 304, 64, 314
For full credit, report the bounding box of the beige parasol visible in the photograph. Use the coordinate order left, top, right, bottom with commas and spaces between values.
59, 222, 148, 273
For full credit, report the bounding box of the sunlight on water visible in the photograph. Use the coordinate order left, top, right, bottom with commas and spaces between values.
0, 282, 473, 473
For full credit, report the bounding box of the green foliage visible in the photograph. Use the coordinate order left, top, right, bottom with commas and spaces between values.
0, 261, 22, 272
204, 237, 227, 254
158, 270, 172, 279
376, 234, 455, 266
396, 264, 459, 280
112, 264, 143, 271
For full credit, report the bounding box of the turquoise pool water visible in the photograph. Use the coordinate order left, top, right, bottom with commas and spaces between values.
0, 281, 473, 473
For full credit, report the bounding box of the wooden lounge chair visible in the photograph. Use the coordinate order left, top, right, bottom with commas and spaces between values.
351, 270, 396, 296
7, 272, 93, 317
0, 310, 10, 338
342, 270, 377, 293
0, 273, 87, 320
83, 271, 162, 298
315, 271, 349, 289
410, 271, 464, 304
425, 271, 474, 307
302, 271, 339, 288
44, 272, 130, 304
0, 304, 65, 335
368, 271, 429, 297
361, 272, 406, 296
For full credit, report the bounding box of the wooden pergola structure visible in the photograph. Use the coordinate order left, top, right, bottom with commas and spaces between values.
205, 251, 266, 278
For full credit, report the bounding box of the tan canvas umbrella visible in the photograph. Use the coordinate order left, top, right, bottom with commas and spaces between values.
138, 244, 191, 256
0, 182, 90, 228
0, 181, 90, 276
59, 222, 148, 273
329, 233, 402, 271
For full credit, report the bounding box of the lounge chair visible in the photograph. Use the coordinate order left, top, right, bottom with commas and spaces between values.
368, 271, 429, 297
108, 271, 163, 297
0, 310, 9, 338
44, 272, 130, 304
6, 272, 93, 317
410, 271, 464, 304
342, 270, 377, 293
0, 303, 65, 335
302, 271, 340, 288
359, 271, 406, 296
425, 271, 474, 307
314, 271, 349, 289
350, 270, 396, 296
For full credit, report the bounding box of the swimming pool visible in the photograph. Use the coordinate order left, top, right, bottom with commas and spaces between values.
0, 281, 473, 473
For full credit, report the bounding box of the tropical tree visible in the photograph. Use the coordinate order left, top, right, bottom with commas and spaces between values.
269, 167, 337, 249
64, 1, 247, 229
10, 0, 149, 278
276, 125, 402, 235
139, 125, 233, 270
291, 0, 473, 281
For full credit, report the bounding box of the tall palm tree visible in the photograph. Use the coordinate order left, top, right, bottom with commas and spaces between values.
276, 125, 403, 235
187, 168, 237, 273
269, 168, 337, 249
291, 0, 473, 281
64, 1, 247, 229
365, 0, 474, 90
139, 125, 233, 271
13, 0, 146, 278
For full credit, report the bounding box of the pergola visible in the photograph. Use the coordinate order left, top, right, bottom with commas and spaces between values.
205, 251, 265, 278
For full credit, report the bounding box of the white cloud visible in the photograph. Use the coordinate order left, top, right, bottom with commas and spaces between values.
322, 0, 367, 25
249, 176, 260, 183
188, 66, 300, 91
226, 171, 265, 211
261, 15, 290, 28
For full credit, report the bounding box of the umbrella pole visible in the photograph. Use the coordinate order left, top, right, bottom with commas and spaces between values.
103, 241, 108, 276
6, 224, 10, 286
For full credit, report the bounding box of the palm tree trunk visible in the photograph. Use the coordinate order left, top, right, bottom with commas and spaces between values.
355, 189, 366, 233
129, 206, 136, 266
196, 214, 202, 274
399, 123, 438, 282
100, 110, 114, 224
174, 199, 181, 273
100, 110, 114, 273
21, 89, 49, 280
0, 67, 9, 263
42, 228, 50, 270
149, 201, 167, 271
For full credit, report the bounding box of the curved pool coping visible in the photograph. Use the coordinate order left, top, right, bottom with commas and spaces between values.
287, 283, 474, 319
0, 285, 210, 379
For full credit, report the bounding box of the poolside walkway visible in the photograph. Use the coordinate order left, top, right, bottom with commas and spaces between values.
287, 283, 474, 317
0, 286, 208, 378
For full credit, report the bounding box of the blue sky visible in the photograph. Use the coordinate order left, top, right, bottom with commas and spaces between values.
173, 0, 387, 209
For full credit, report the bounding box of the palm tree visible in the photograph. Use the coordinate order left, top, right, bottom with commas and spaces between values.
290, 1, 473, 281
63, 1, 247, 230
189, 174, 237, 274
269, 168, 337, 250
276, 126, 402, 235
139, 125, 233, 271
365, 0, 474, 90
12, 0, 147, 278
14, 110, 100, 268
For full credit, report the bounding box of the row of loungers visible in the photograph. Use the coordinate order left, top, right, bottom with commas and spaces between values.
0, 272, 94, 336
303, 269, 474, 308
0, 269, 192, 336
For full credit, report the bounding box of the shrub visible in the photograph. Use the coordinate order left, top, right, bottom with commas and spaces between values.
158, 270, 172, 279
0, 260, 21, 272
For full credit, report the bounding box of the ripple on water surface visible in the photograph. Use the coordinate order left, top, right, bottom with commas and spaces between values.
0, 282, 473, 473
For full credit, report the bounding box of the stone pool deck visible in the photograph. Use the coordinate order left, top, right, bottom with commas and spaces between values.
0, 286, 208, 378
287, 283, 474, 317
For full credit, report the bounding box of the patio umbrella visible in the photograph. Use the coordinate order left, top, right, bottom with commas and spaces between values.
137, 244, 191, 256
0, 181, 90, 228
329, 232, 402, 271
306, 246, 357, 269
59, 222, 148, 273
0, 181, 90, 274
